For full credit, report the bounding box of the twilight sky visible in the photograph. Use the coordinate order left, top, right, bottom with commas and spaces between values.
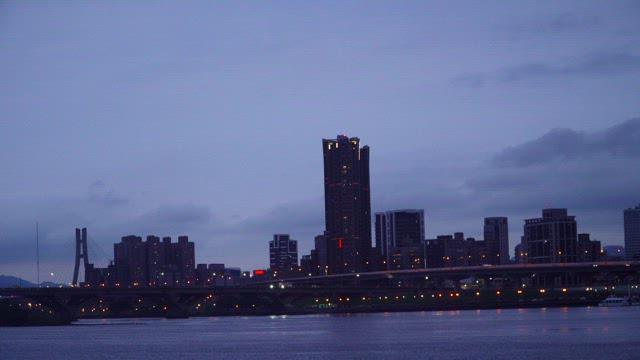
1, 1, 639, 283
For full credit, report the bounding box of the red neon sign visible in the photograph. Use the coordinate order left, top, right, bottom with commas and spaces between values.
253, 269, 266, 276
338, 238, 343, 249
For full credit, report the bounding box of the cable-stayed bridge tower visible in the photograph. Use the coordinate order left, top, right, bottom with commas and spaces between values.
72, 228, 90, 286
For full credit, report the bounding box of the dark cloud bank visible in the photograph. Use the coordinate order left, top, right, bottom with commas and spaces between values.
455, 51, 640, 87
2, 118, 639, 280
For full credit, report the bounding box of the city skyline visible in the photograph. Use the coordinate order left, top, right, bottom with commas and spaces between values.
2, 133, 638, 283
2, 1, 640, 282
1, 126, 639, 282
2, 2, 640, 358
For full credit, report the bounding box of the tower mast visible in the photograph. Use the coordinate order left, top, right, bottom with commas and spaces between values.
36, 221, 40, 288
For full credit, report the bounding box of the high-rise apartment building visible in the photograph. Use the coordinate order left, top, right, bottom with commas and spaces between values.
114, 235, 147, 286
106, 234, 195, 287
375, 209, 425, 269
145, 235, 165, 286
483, 217, 509, 265
523, 209, 578, 264
175, 235, 195, 285
322, 135, 372, 273
624, 204, 640, 260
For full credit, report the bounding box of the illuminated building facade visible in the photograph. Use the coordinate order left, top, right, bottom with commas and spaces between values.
269, 234, 298, 276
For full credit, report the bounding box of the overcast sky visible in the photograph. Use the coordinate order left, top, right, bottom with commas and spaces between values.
1, 1, 639, 283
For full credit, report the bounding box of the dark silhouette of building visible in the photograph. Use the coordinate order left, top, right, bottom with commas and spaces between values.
375, 209, 425, 269
322, 135, 372, 273
577, 233, 602, 262
114, 235, 147, 286
522, 209, 578, 264
146, 235, 165, 286
269, 234, 298, 276
300, 254, 314, 275
85, 234, 196, 287
425, 233, 468, 268
483, 217, 509, 265
624, 204, 640, 260
314, 233, 328, 275
195, 263, 235, 286
424, 233, 488, 268
175, 236, 195, 285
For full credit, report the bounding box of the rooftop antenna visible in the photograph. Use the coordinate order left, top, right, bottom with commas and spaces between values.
36, 221, 40, 288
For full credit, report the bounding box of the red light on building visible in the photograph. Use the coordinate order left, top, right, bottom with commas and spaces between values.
338, 238, 343, 249
253, 269, 266, 276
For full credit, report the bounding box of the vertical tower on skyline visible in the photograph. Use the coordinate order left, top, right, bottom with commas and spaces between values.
72, 227, 90, 286
484, 217, 509, 265
322, 135, 372, 273
624, 204, 640, 260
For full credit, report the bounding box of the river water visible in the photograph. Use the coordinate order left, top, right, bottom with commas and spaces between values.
1, 307, 639, 359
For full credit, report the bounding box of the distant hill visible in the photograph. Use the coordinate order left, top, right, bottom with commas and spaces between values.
0, 275, 64, 288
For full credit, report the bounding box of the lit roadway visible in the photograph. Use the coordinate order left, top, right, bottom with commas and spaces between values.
1, 261, 639, 322
1, 261, 639, 297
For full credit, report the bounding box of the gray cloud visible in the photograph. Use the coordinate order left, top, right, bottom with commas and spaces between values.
458, 119, 640, 243
234, 198, 323, 236
138, 204, 212, 227
493, 118, 640, 167
506, 13, 601, 36
454, 52, 640, 86
501, 52, 640, 81
108, 204, 217, 246
88, 180, 129, 207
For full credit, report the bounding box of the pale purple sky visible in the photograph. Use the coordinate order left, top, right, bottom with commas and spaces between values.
1, 1, 639, 283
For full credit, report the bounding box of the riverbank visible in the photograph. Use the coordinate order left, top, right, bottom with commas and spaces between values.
2, 294, 605, 326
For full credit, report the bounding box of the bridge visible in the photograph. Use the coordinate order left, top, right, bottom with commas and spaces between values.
2, 261, 639, 323
268, 261, 640, 286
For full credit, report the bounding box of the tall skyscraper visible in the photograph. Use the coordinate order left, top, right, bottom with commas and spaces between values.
624, 204, 640, 260
269, 234, 298, 275
322, 135, 372, 273
375, 209, 425, 269
484, 217, 509, 265
523, 208, 578, 264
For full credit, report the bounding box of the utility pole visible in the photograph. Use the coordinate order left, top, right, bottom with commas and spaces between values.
36, 222, 40, 288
